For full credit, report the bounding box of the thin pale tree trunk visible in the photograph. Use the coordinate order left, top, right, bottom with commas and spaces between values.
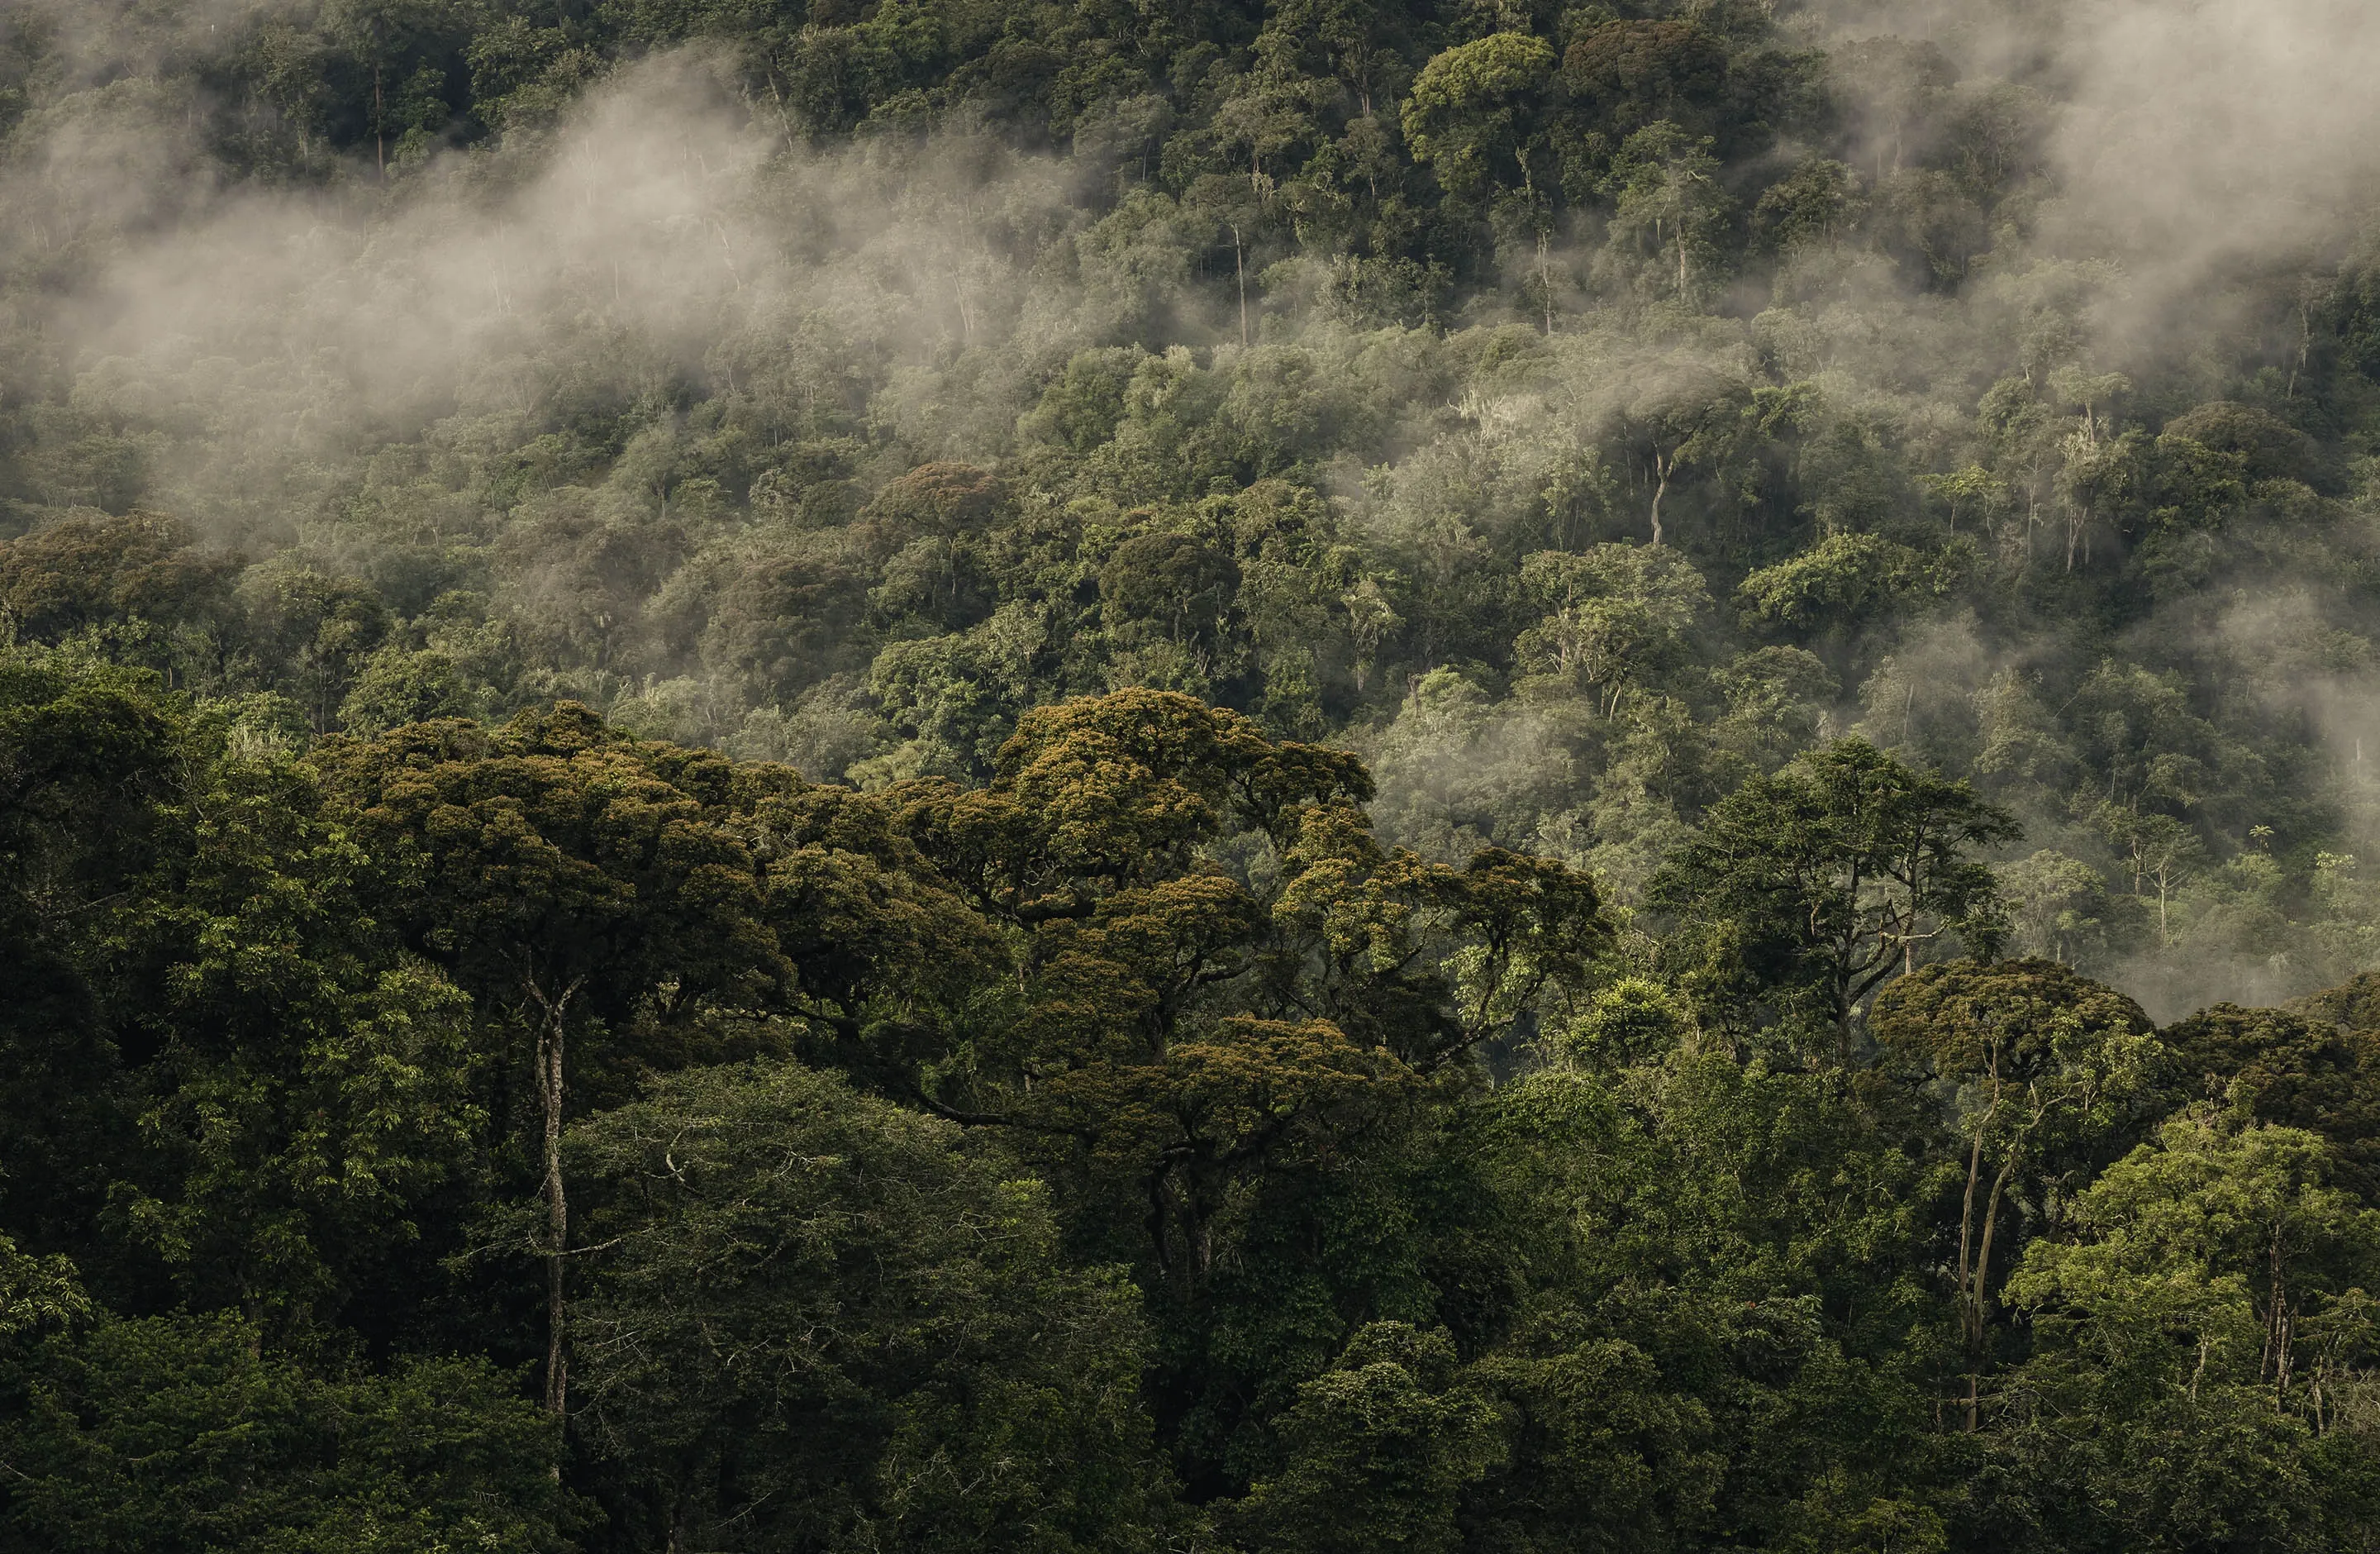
1233, 226, 1250, 349
529, 975, 585, 1419
1649, 450, 1673, 546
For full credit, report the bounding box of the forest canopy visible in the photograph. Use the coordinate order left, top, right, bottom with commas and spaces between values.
10, 0, 2380, 1548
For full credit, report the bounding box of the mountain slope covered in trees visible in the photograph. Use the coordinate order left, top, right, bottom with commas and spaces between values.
9, 0, 2380, 1548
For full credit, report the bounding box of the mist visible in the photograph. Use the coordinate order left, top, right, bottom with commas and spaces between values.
7, 0, 2380, 1024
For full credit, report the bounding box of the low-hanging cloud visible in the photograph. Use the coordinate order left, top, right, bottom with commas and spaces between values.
22, 48, 1101, 543
2048, 0, 2380, 269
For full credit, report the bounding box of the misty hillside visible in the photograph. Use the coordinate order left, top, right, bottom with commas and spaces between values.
9, 1, 2380, 1549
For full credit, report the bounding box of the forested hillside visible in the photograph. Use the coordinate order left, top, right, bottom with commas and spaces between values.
9, 0, 2380, 1548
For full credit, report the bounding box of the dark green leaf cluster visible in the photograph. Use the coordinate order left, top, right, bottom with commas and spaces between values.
8, 651, 2380, 1552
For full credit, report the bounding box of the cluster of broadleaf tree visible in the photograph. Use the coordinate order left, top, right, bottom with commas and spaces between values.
11, 0, 2380, 1545
9, 648, 2380, 1552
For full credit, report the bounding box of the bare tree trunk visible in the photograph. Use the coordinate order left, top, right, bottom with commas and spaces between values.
1233, 226, 1250, 349
541, 1018, 568, 1416
2268, 1227, 2292, 1397
764, 68, 794, 145
1954, 1069, 2001, 1432
529, 976, 585, 1420
1649, 450, 1673, 546
1539, 231, 1554, 335
1959, 1149, 2020, 1432
669, 1481, 702, 1554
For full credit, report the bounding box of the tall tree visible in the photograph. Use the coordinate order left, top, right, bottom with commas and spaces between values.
2002, 1113, 2380, 1550
1873, 959, 2162, 1428
1402, 33, 1561, 329
1651, 739, 2016, 1053
565, 1059, 1179, 1552
312, 706, 781, 1417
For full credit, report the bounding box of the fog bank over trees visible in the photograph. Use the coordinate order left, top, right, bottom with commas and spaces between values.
12, 0, 2380, 1014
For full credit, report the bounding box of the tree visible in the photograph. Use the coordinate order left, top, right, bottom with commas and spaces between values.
312, 706, 782, 1417
1872, 959, 2161, 1428
1235, 1323, 1503, 1554
1559, 18, 1730, 172
2001, 1113, 2380, 1550
1402, 35, 1558, 203
867, 631, 1026, 776
1650, 740, 2016, 1051
0, 513, 238, 649
1514, 544, 1711, 717
337, 645, 484, 733
1098, 531, 1241, 650
741, 775, 1004, 1084
697, 548, 868, 706
0, 651, 186, 1260
2093, 805, 2202, 947
2046, 368, 2135, 572
1826, 36, 1954, 184
565, 1059, 1178, 1552
2163, 1003, 2380, 1203
892, 689, 1411, 1287
1616, 365, 1745, 546
1918, 463, 2007, 536
876, 689, 1608, 1490
1402, 34, 1560, 329
2289, 970, 2380, 1037
1735, 532, 1936, 634
1996, 848, 2109, 964
104, 747, 483, 1334
239, 565, 392, 733
1601, 122, 1730, 303
1549, 976, 1698, 1072
2, 650, 481, 1335
321, 0, 470, 175
0, 1312, 571, 1552
1753, 158, 1859, 255
1254, 0, 1414, 118
1461, 1056, 1944, 1546
2163, 401, 2320, 485
1462, 1309, 1721, 1552
0, 1234, 89, 1341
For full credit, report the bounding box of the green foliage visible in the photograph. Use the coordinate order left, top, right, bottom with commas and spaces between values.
2001, 1112, 2380, 1551
1553, 975, 1696, 1071
1236, 1322, 1502, 1554
1735, 532, 1944, 634
1514, 543, 1709, 716
0, 1235, 88, 1339
1874, 959, 2163, 1425
0, 512, 236, 643
1402, 35, 1558, 202
0, 1313, 572, 1552
567, 1059, 1177, 1552
2162, 1004, 2380, 1202
1602, 122, 1730, 301
1652, 739, 2016, 1050
11, 3, 2380, 1548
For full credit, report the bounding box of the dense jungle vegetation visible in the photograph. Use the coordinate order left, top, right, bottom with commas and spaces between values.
11, 0, 2380, 1547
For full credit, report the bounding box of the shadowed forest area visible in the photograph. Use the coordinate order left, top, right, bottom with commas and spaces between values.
11, 0, 2380, 1548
